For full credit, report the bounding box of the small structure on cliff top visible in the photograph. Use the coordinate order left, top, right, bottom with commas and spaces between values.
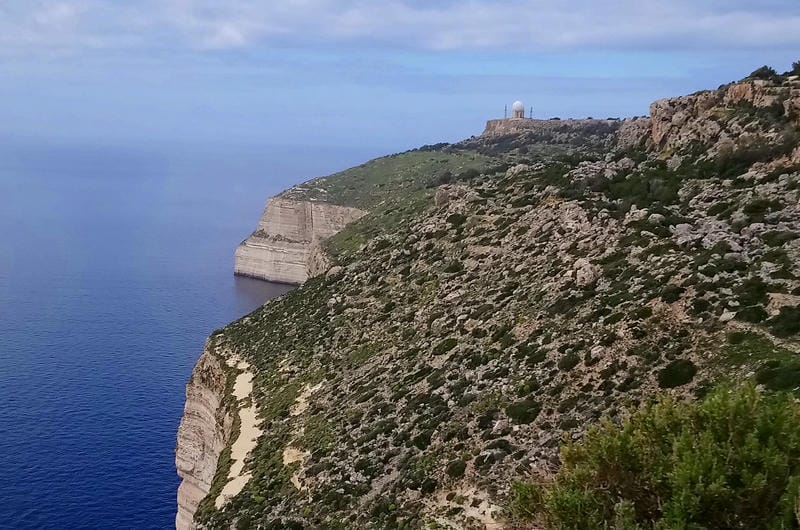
512, 100, 526, 119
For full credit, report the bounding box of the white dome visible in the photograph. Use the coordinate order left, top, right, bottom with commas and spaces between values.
512, 101, 524, 111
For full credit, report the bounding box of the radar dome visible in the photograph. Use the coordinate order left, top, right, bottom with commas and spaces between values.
512, 101, 524, 111
511, 100, 526, 118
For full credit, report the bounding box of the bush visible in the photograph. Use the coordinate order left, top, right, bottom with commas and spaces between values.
657, 359, 697, 388
443, 261, 463, 273
557, 352, 581, 372
788, 61, 800, 76
660, 284, 685, 303
506, 399, 541, 424
446, 459, 467, 478
736, 305, 769, 323
769, 307, 800, 337
512, 384, 800, 529
748, 65, 779, 80
446, 212, 467, 226
432, 338, 457, 355
736, 276, 768, 306
756, 360, 800, 391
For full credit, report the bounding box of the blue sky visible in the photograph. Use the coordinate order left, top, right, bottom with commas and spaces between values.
1, 1, 798, 152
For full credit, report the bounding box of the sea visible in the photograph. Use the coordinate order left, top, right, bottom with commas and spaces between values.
0, 138, 377, 529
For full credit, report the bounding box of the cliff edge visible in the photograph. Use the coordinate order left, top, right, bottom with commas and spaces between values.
175, 344, 234, 530
234, 197, 365, 284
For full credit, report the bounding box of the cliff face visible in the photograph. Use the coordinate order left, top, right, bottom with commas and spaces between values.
175, 345, 233, 530
234, 197, 365, 284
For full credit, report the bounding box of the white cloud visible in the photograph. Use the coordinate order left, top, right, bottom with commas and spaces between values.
0, 0, 798, 54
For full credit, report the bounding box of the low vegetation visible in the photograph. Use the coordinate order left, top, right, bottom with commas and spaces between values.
512, 384, 800, 529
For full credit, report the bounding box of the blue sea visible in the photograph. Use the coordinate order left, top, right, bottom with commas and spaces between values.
0, 139, 377, 529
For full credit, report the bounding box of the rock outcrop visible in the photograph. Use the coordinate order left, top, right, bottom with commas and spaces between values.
649, 78, 800, 156
175, 345, 233, 530
482, 117, 622, 140
234, 197, 365, 284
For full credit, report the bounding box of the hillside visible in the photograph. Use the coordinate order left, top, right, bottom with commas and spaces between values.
178, 72, 800, 529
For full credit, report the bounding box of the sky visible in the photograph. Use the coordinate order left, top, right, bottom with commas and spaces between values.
1, 1, 799, 153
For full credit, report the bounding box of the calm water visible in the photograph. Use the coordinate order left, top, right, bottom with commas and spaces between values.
0, 139, 376, 529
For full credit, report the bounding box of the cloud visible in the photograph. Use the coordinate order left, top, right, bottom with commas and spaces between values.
0, 0, 799, 54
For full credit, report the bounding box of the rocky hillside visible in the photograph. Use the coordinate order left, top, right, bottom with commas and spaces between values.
178, 72, 800, 529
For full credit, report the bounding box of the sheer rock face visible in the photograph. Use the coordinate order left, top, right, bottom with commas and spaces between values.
234, 197, 365, 284
175, 347, 233, 530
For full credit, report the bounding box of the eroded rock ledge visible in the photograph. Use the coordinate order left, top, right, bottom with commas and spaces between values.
175, 344, 234, 530
234, 197, 365, 284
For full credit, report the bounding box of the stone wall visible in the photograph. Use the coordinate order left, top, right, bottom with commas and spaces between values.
234, 198, 365, 284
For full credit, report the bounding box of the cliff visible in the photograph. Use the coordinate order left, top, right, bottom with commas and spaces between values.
179, 75, 800, 528
649, 77, 800, 159
234, 197, 365, 284
175, 344, 234, 530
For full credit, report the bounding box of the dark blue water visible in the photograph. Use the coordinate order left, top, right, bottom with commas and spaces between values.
0, 139, 377, 529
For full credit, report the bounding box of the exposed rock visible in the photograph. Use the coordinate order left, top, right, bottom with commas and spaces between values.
175, 345, 233, 530
574, 258, 601, 288
306, 239, 333, 279
617, 117, 652, 150
234, 198, 364, 284
326, 265, 344, 281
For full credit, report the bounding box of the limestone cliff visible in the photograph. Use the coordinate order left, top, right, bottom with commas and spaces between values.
234, 197, 365, 284
175, 345, 233, 530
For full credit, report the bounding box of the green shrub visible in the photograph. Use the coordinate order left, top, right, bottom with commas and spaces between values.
558, 352, 581, 372
769, 307, 800, 337
707, 200, 732, 217
432, 337, 458, 355
660, 284, 685, 303
691, 298, 711, 315
736, 277, 769, 306
446, 459, 467, 478
657, 359, 697, 388
506, 399, 541, 424
512, 384, 800, 529
446, 213, 467, 226
744, 198, 783, 217
748, 65, 779, 80
736, 305, 769, 323
755, 360, 800, 391
762, 230, 799, 248
726, 330, 748, 345
443, 261, 463, 273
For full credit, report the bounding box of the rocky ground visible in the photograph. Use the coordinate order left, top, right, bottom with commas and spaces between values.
191, 75, 800, 529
